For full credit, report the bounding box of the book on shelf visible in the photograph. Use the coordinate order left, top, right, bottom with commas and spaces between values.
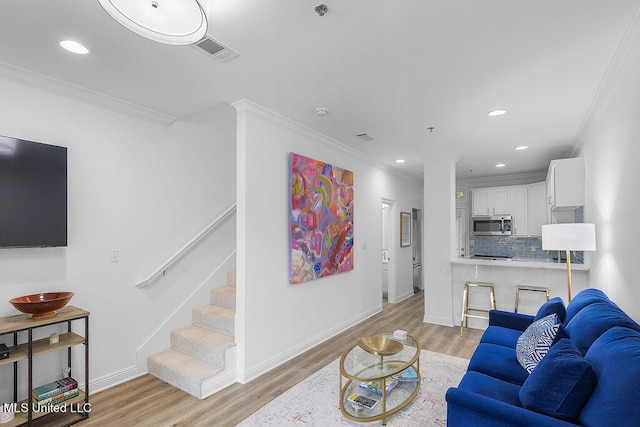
37, 388, 80, 406
32, 377, 78, 401
359, 377, 399, 395
393, 366, 420, 382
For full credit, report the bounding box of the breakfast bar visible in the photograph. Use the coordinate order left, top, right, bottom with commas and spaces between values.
451, 258, 589, 330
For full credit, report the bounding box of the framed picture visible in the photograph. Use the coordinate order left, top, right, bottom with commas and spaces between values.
400, 212, 411, 247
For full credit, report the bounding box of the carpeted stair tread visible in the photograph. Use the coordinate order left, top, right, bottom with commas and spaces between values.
227, 269, 236, 287
210, 286, 236, 309
192, 305, 235, 336
171, 325, 235, 365
148, 349, 224, 399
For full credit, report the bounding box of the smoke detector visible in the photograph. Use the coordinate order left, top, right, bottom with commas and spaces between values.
314, 107, 329, 116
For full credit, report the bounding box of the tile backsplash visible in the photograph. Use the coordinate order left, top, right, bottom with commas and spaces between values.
471, 235, 584, 264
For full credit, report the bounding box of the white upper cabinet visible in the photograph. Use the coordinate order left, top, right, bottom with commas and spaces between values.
512, 186, 529, 236
547, 158, 585, 210
528, 181, 547, 236
472, 187, 512, 216
471, 182, 547, 237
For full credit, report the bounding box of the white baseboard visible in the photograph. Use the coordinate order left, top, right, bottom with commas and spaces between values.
423, 314, 454, 327
240, 305, 381, 383
396, 290, 415, 303
89, 365, 143, 395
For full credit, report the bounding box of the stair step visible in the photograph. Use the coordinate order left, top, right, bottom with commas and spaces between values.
192, 305, 235, 337
227, 269, 236, 287
148, 349, 223, 399
171, 326, 235, 365
211, 286, 236, 309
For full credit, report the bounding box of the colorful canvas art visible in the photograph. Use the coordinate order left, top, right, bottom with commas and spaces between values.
289, 152, 354, 284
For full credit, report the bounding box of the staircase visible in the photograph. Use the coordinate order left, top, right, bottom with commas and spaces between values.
148, 270, 237, 399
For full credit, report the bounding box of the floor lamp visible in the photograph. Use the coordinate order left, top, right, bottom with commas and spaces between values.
541, 223, 596, 302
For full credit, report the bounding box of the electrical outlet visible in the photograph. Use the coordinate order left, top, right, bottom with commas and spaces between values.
109, 250, 120, 263
531, 246, 536, 252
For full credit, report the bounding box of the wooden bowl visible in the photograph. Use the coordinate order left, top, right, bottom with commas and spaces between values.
9, 292, 74, 318
358, 335, 403, 356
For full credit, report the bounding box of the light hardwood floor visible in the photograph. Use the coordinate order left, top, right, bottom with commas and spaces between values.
37, 291, 482, 427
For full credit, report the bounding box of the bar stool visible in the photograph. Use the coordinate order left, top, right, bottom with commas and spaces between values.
514, 285, 550, 313
460, 281, 496, 336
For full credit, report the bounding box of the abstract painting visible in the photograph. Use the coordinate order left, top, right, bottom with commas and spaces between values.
289, 152, 354, 284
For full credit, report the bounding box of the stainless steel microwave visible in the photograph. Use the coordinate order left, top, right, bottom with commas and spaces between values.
472, 215, 512, 236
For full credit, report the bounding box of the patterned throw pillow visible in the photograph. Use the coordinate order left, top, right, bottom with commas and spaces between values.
516, 313, 562, 373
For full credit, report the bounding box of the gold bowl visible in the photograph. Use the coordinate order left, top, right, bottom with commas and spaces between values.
9, 292, 74, 318
358, 335, 403, 356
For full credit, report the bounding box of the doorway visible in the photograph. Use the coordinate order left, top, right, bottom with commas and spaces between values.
456, 208, 468, 258
412, 208, 423, 293
381, 199, 397, 303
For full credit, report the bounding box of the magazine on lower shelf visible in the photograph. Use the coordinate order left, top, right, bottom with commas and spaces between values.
359, 377, 399, 395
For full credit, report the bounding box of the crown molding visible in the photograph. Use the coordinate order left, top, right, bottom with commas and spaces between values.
232, 99, 421, 184
574, 6, 640, 145
0, 60, 176, 126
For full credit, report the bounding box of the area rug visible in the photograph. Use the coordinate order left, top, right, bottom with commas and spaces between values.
238, 350, 469, 426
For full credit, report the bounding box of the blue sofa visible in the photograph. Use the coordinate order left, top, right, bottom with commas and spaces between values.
446, 289, 640, 426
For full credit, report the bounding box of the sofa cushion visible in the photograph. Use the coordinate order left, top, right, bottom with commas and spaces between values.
565, 302, 640, 355
480, 326, 522, 348
468, 343, 529, 385
534, 297, 566, 323
516, 314, 566, 373
458, 371, 522, 407
519, 338, 596, 422
580, 326, 640, 427
564, 288, 609, 323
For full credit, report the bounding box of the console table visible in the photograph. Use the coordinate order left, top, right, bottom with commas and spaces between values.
0, 306, 90, 426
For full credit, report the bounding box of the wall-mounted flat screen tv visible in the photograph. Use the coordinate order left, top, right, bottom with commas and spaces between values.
0, 135, 67, 248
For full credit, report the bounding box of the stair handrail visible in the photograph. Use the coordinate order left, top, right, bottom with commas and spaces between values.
135, 202, 236, 288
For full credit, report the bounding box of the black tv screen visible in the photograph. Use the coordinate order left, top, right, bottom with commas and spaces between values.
0, 135, 67, 248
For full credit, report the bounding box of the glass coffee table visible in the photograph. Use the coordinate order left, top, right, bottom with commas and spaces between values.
339, 334, 421, 425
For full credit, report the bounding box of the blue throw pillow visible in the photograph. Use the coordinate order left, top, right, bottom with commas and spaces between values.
535, 297, 566, 324
520, 338, 597, 422
516, 314, 565, 373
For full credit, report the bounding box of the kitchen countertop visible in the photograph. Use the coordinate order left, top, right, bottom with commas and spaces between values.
451, 257, 590, 271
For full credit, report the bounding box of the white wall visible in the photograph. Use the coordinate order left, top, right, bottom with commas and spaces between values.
234, 100, 422, 382
423, 152, 457, 326
582, 47, 640, 322
0, 79, 237, 401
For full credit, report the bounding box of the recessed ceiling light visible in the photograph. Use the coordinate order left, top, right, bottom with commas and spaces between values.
395, 159, 406, 163
496, 163, 506, 168
59, 40, 89, 54
488, 109, 507, 117
515, 145, 528, 151
314, 107, 329, 116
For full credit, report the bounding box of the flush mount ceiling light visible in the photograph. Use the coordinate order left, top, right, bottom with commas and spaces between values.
488, 109, 507, 117
97, 0, 208, 45
59, 40, 90, 54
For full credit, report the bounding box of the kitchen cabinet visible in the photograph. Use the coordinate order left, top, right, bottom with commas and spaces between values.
472, 187, 511, 216
547, 158, 584, 210
528, 182, 547, 236
471, 182, 547, 237
512, 187, 528, 236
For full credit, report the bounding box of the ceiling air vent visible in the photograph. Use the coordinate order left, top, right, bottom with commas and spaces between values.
193, 36, 240, 63
356, 133, 375, 142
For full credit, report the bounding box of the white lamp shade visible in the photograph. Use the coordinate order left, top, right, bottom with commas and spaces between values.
541, 223, 596, 251
98, 0, 208, 45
